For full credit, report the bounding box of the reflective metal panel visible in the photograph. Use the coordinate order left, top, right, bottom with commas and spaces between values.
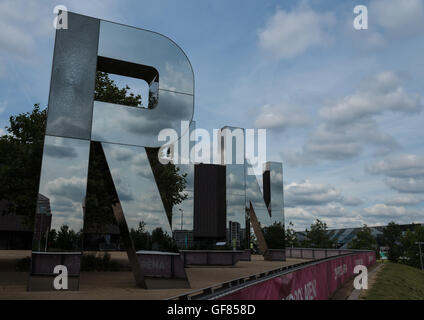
98, 20, 194, 94
219, 127, 247, 249
226, 164, 246, 196
101, 143, 172, 236
91, 91, 194, 147
45, 12, 99, 140
264, 162, 285, 226
34, 135, 90, 252
245, 161, 272, 228
170, 120, 194, 245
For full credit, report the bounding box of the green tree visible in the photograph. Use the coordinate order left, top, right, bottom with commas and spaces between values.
94, 71, 142, 107
400, 225, 424, 269
151, 227, 176, 252
303, 219, 337, 248
348, 224, 378, 254
53, 225, 81, 251
0, 104, 46, 227
285, 222, 299, 248
382, 221, 402, 262
130, 221, 151, 251
263, 222, 285, 249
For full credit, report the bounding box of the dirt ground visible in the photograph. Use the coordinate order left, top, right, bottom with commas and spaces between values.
0, 250, 308, 300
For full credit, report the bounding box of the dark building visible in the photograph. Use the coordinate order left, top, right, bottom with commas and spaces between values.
193, 163, 226, 243
0, 194, 52, 250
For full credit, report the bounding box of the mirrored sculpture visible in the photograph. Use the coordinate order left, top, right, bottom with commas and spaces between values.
29, 11, 194, 291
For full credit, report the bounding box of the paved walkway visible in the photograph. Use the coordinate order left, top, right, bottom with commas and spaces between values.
0, 250, 308, 300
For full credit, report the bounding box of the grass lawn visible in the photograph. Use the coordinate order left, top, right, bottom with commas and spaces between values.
364, 262, 424, 300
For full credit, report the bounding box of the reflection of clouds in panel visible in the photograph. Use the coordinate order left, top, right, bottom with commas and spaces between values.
267, 163, 284, 219
161, 62, 193, 94
226, 194, 245, 226
226, 165, 245, 195
47, 177, 87, 202
38, 136, 90, 232
98, 21, 194, 94
102, 143, 172, 234
91, 91, 193, 148
44, 144, 78, 159
110, 171, 134, 202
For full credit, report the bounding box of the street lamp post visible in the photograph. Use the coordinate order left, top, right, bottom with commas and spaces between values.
415, 242, 424, 271
179, 208, 184, 230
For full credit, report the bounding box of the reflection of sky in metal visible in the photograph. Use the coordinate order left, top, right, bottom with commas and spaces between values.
246, 161, 272, 228
221, 127, 246, 229
91, 92, 194, 148
99, 21, 194, 95
102, 143, 172, 234
38, 135, 90, 232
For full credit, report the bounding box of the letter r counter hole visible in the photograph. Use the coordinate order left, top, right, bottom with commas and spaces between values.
96, 56, 159, 109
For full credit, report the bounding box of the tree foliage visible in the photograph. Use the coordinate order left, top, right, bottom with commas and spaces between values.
400, 224, 424, 269
0, 104, 46, 227
285, 222, 299, 248
303, 219, 337, 248
348, 224, 378, 254
262, 221, 285, 249
382, 221, 403, 262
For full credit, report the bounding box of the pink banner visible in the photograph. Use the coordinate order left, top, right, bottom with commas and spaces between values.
219, 251, 375, 300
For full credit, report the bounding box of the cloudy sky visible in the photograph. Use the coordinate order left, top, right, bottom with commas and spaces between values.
1, 0, 423, 230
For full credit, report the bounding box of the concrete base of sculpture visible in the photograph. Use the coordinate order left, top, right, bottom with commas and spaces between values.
136, 250, 190, 289
180, 250, 244, 266
239, 249, 251, 261
264, 249, 286, 261
27, 252, 81, 291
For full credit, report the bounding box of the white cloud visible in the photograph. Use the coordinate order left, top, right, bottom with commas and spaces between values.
385, 195, 424, 206
292, 118, 397, 163
285, 180, 342, 207
364, 203, 406, 217
0, 1, 52, 59
370, 0, 424, 36
284, 179, 361, 208
258, 6, 334, 59
286, 72, 422, 165
368, 154, 424, 194
319, 72, 422, 124
367, 154, 424, 178
254, 103, 310, 131
385, 177, 424, 194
